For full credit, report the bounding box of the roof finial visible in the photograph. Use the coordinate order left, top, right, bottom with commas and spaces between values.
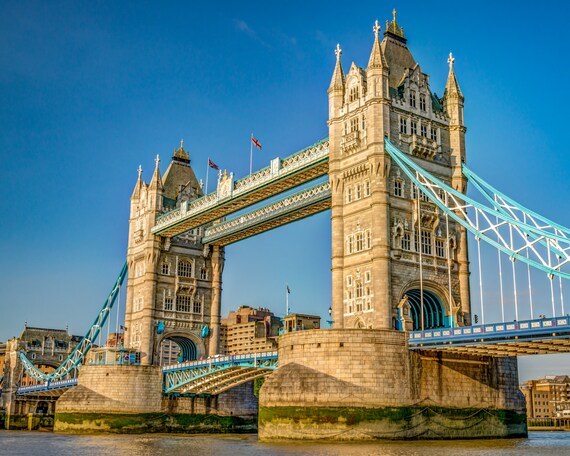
335, 43, 342, 61
393, 8, 397, 24
137, 165, 143, 179
180, 138, 184, 149
373, 19, 381, 39
155, 154, 160, 168
448, 52, 455, 69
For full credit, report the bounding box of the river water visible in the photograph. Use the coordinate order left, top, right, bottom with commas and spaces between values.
1, 431, 570, 456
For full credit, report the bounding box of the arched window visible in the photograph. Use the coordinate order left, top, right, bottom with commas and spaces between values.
177, 260, 192, 278
349, 85, 359, 102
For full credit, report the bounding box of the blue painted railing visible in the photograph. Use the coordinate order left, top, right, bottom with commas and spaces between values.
162, 351, 278, 373
16, 378, 78, 395
409, 316, 570, 348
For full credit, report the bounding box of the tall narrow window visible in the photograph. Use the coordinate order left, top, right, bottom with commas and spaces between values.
351, 117, 358, 132
361, 114, 366, 130
421, 230, 432, 255
364, 180, 371, 196
356, 232, 364, 251
399, 117, 408, 134
347, 235, 354, 254
420, 124, 427, 137
409, 91, 416, 108
161, 263, 170, 275
436, 239, 446, 258
411, 121, 417, 135
430, 127, 438, 141
356, 283, 363, 298
394, 180, 403, 197
356, 184, 362, 199
346, 187, 353, 203
200, 267, 208, 280
366, 230, 372, 249
419, 94, 426, 111
193, 299, 202, 314
176, 295, 192, 312
164, 297, 173, 311
402, 232, 411, 251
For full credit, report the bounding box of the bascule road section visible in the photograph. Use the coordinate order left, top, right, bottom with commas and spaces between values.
151, 138, 329, 238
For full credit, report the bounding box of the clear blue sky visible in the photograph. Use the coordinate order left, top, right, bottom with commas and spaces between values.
1, 1, 569, 381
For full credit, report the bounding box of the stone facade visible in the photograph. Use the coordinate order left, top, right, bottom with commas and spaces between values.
328, 12, 470, 331
124, 144, 224, 365
259, 330, 526, 440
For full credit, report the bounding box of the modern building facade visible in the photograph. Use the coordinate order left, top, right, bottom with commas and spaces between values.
220, 306, 281, 355
521, 376, 570, 418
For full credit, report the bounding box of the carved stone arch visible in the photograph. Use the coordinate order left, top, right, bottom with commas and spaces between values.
154, 330, 205, 365
354, 318, 365, 329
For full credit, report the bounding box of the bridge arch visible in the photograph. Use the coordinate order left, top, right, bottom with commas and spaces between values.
397, 281, 455, 331
155, 332, 204, 366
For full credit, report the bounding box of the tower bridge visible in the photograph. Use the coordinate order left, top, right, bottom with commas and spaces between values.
4, 10, 570, 439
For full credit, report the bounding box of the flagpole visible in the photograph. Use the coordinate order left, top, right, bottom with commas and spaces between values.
286, 284, 289, 316
250, 133, 253, 176
205, 157, 209, 194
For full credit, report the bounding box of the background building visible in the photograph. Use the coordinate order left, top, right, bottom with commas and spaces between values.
521, 376, 570, 418
220, 306, 281, 355
283, 314, 321, 333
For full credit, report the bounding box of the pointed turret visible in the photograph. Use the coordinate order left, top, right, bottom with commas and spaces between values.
131, 165, 144, 200
148, 154, 164, 191
444, 52, 464, 101
443, 53, 465, 127
328, 43, 345, 92
367, 20, 388, 70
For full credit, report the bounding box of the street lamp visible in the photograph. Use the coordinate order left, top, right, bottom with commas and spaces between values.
327, 306, 334, 328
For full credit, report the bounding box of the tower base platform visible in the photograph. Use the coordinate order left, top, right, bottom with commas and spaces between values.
259, 329, 527, 440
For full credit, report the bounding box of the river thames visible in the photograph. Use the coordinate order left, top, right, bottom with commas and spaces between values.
1, 431, 569, 455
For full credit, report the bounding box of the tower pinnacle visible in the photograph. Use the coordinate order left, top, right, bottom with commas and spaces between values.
328, 43, 345, 92
368, 19, 388, 69
444, 52, 463, 100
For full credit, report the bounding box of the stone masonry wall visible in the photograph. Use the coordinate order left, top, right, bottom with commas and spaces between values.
56, 365, 163, 414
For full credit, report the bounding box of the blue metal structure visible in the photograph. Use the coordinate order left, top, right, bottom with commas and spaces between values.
19, 262, 128, 382
16, 378, 78, 396
409, 316, 570, 356
163, 351, 278, 395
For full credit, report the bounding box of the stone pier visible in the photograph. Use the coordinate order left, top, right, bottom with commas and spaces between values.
259, 329, 527, 440
54, 364, 257, 433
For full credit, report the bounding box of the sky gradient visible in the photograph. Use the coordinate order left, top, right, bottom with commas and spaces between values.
1, 1, 570, 381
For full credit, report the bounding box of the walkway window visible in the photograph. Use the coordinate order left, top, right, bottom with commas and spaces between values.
178, 261, 192, 278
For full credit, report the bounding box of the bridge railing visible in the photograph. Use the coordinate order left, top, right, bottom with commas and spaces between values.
409, 316, 570, 346
16, 378, 78, 395
162, 351, 278, 373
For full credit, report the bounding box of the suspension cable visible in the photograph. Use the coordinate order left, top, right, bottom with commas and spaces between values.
510, 223, 519, 321
524, 214, 534, 320
445, 193, 454, 328
496, 212, 505, 323
547, 239, 556, 317
416, 181, 424, 331
559, 274, 566, 316
475, 209, 485, 325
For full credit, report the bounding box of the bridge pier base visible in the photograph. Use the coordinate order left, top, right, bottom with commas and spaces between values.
259, 329, 527, 441
54, 364, 257, 433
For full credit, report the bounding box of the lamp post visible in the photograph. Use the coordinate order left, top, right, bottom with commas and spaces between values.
327, 306, 334, 328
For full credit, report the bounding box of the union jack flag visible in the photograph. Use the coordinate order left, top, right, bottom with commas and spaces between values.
208, 158, 219, 170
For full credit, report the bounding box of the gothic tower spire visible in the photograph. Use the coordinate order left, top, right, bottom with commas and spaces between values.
328, 43, 345, 92
444, 52, 464, 102
131, 165, 143, 200
367, 20, 388, 69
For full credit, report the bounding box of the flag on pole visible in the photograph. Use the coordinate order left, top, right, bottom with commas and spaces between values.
287, 285, 291, 294
251, 134, 262, 150
208, 158, 219, 170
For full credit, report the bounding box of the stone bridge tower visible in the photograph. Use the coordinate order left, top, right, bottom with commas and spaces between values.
124, 142, 224, 365
328, 12, 471, 332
